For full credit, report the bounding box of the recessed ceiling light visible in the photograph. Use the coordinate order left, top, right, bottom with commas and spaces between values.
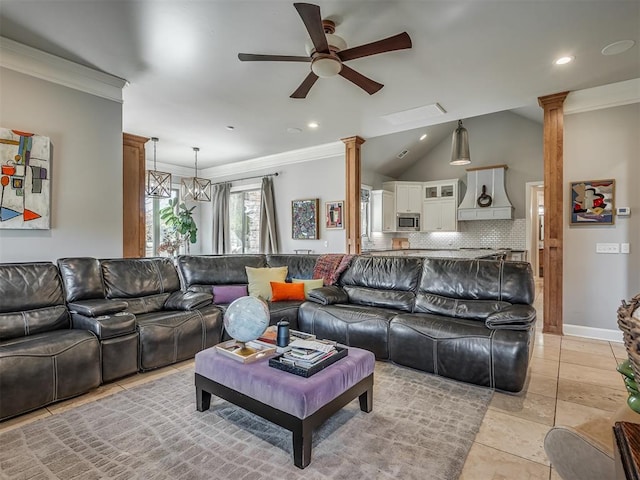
602, 40, 635, 56
226, 125, 235, 130
287, 127, 302, 134
307, 122, 319, 129
419, 133, 428, 141
554, 56, 574, 65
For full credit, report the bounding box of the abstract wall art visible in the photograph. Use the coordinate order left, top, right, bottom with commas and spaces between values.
570, 179, 615, 226
325, 200, 344, 229
0, 128, 51, 229
291, 198, 319, 240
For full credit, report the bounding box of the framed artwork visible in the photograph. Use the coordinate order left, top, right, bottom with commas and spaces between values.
292, 198, 319, 239
570, 179, 615, 225
0, 128, 51, 229
325, 200, 344, 229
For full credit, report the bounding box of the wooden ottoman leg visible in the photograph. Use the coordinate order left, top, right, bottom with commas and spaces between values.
196, 386, 211, 412
293, 420, 313, 469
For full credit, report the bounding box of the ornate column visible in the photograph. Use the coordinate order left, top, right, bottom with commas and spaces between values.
538, 91, 569, 335
341, 136, 365, 254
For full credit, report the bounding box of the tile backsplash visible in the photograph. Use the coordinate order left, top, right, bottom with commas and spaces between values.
363, 219, 527, 251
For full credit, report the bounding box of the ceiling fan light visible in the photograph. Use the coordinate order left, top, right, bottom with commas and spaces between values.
450, 120, 471, 166
311, 55, 342, 77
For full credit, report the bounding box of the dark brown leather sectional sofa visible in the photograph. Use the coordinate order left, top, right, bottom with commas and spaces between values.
0, 253, 535, 421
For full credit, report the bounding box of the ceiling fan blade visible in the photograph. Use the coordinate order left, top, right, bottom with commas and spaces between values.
338, 32, 412, 62
238, 53, 310, 62
290, 72, 319, 99
339, 65, 383, 95
294, 3, 329, 54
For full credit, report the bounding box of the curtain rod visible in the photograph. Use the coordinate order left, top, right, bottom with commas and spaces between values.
211, 172, 279, 186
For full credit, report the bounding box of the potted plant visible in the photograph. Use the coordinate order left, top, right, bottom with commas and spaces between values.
159, 198, 198, 254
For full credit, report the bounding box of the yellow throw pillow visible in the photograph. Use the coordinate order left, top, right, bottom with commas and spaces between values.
245, 266, 288, 300
292, 278, 324, 299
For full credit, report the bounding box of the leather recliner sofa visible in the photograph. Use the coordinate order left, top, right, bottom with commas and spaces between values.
58, 257, 223, 372
298, 255, 536, 392
176, 254, 319, 330
0, 262, 101, 420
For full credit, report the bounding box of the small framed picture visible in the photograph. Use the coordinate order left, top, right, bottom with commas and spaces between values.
570, 179, 615, 225
325, 200, 344, 229
292, 198, 319, 239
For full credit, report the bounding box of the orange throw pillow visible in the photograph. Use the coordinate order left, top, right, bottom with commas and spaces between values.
270, 281, 306, 302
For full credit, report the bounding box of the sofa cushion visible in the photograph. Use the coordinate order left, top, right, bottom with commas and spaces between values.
414, 293, 511, 319
313, 254, 353, 286
266, 254, 319, 281
270, 282, 305, 302
292, 278, 324, 299
246, 266, 287, 300
212, 285, 248, 304
102, 258, 180, 299
344, 285, 415, 313
418, 257, 534, 305
0, 306, 70, 341
57, 257, 105, 302
177, 254, 267, 289
0, 262, 65, 313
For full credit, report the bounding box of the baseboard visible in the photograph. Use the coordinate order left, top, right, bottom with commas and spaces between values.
564, 324, 623, 343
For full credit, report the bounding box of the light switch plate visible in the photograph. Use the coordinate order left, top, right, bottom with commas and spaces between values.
596, 243, 619, 254
621, 243, 630, 254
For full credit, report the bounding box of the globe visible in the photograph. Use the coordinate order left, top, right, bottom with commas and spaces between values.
223, 296, 270, 344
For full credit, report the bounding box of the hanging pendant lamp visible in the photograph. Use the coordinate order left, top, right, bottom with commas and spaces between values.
145, 137, 172, 198
450, 120, 471, 166
181, 147, 211, 202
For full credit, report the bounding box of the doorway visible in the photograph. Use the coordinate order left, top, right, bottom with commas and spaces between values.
526, 181, 544, 279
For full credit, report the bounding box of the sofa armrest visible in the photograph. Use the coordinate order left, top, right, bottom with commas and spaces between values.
485, 304, 536, 330
71, 311, 136, 339
164, 291, 213, 311
68, 299, 128, 317
307, 285, 349, 305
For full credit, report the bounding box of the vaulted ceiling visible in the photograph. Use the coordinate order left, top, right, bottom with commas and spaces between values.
1, 1, 638, 177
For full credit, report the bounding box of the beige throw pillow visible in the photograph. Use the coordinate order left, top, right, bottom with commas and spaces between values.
245, 266, 288, 300
292, 278, 324, 299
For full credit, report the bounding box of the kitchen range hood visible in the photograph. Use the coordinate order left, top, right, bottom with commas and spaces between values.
458, 164, 514, 220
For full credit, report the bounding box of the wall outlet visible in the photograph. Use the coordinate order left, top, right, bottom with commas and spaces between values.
596, 243, 619, 254
621, 243, 630, 254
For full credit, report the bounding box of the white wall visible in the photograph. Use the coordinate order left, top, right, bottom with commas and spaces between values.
0, 68, 124, 262
199, 154, 347, 255
564, 102, 640, 331
398, 111, 543, 219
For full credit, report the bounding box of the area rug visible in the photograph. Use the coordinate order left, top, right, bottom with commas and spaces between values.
0, 362, 493, 480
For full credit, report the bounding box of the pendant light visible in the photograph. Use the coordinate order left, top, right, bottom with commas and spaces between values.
450, 120, 471, 166
181, 147, 211, 202
145, 137, 172, 198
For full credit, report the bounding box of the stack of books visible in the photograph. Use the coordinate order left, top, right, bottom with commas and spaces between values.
279, 339, 338, 368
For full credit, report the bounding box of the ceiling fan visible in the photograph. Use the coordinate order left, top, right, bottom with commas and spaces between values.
238, 3, 412, 99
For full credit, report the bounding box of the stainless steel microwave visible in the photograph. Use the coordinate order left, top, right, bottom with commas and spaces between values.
397, 213, 420, 231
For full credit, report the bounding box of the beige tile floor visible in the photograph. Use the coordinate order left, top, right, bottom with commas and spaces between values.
0, 280, 628, 480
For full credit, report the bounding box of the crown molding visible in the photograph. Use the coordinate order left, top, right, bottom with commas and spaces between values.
565, 78, 640, 115
0, 37, 127, 103
200, 141, 344, 179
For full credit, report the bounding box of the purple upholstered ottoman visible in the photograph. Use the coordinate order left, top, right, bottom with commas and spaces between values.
195, 345, 375, 468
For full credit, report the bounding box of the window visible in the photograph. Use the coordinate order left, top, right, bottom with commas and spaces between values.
145, 188, 179, 257
229, 185, 261, 254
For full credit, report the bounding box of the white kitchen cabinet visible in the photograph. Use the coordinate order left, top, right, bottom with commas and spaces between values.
371, 190, 395, 232
383, 181, 422, 214
422, 179, 459, 232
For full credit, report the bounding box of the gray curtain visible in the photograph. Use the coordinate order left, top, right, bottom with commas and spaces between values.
211, 182, 230, 254
259, 176, 279, 254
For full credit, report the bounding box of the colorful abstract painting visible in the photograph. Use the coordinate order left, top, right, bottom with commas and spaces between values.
292, 198, 319, 239
0, 128, 51, 229
570, 179, 615, 225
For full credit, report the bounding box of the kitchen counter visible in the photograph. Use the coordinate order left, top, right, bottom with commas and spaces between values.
362, 248, 527, 261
